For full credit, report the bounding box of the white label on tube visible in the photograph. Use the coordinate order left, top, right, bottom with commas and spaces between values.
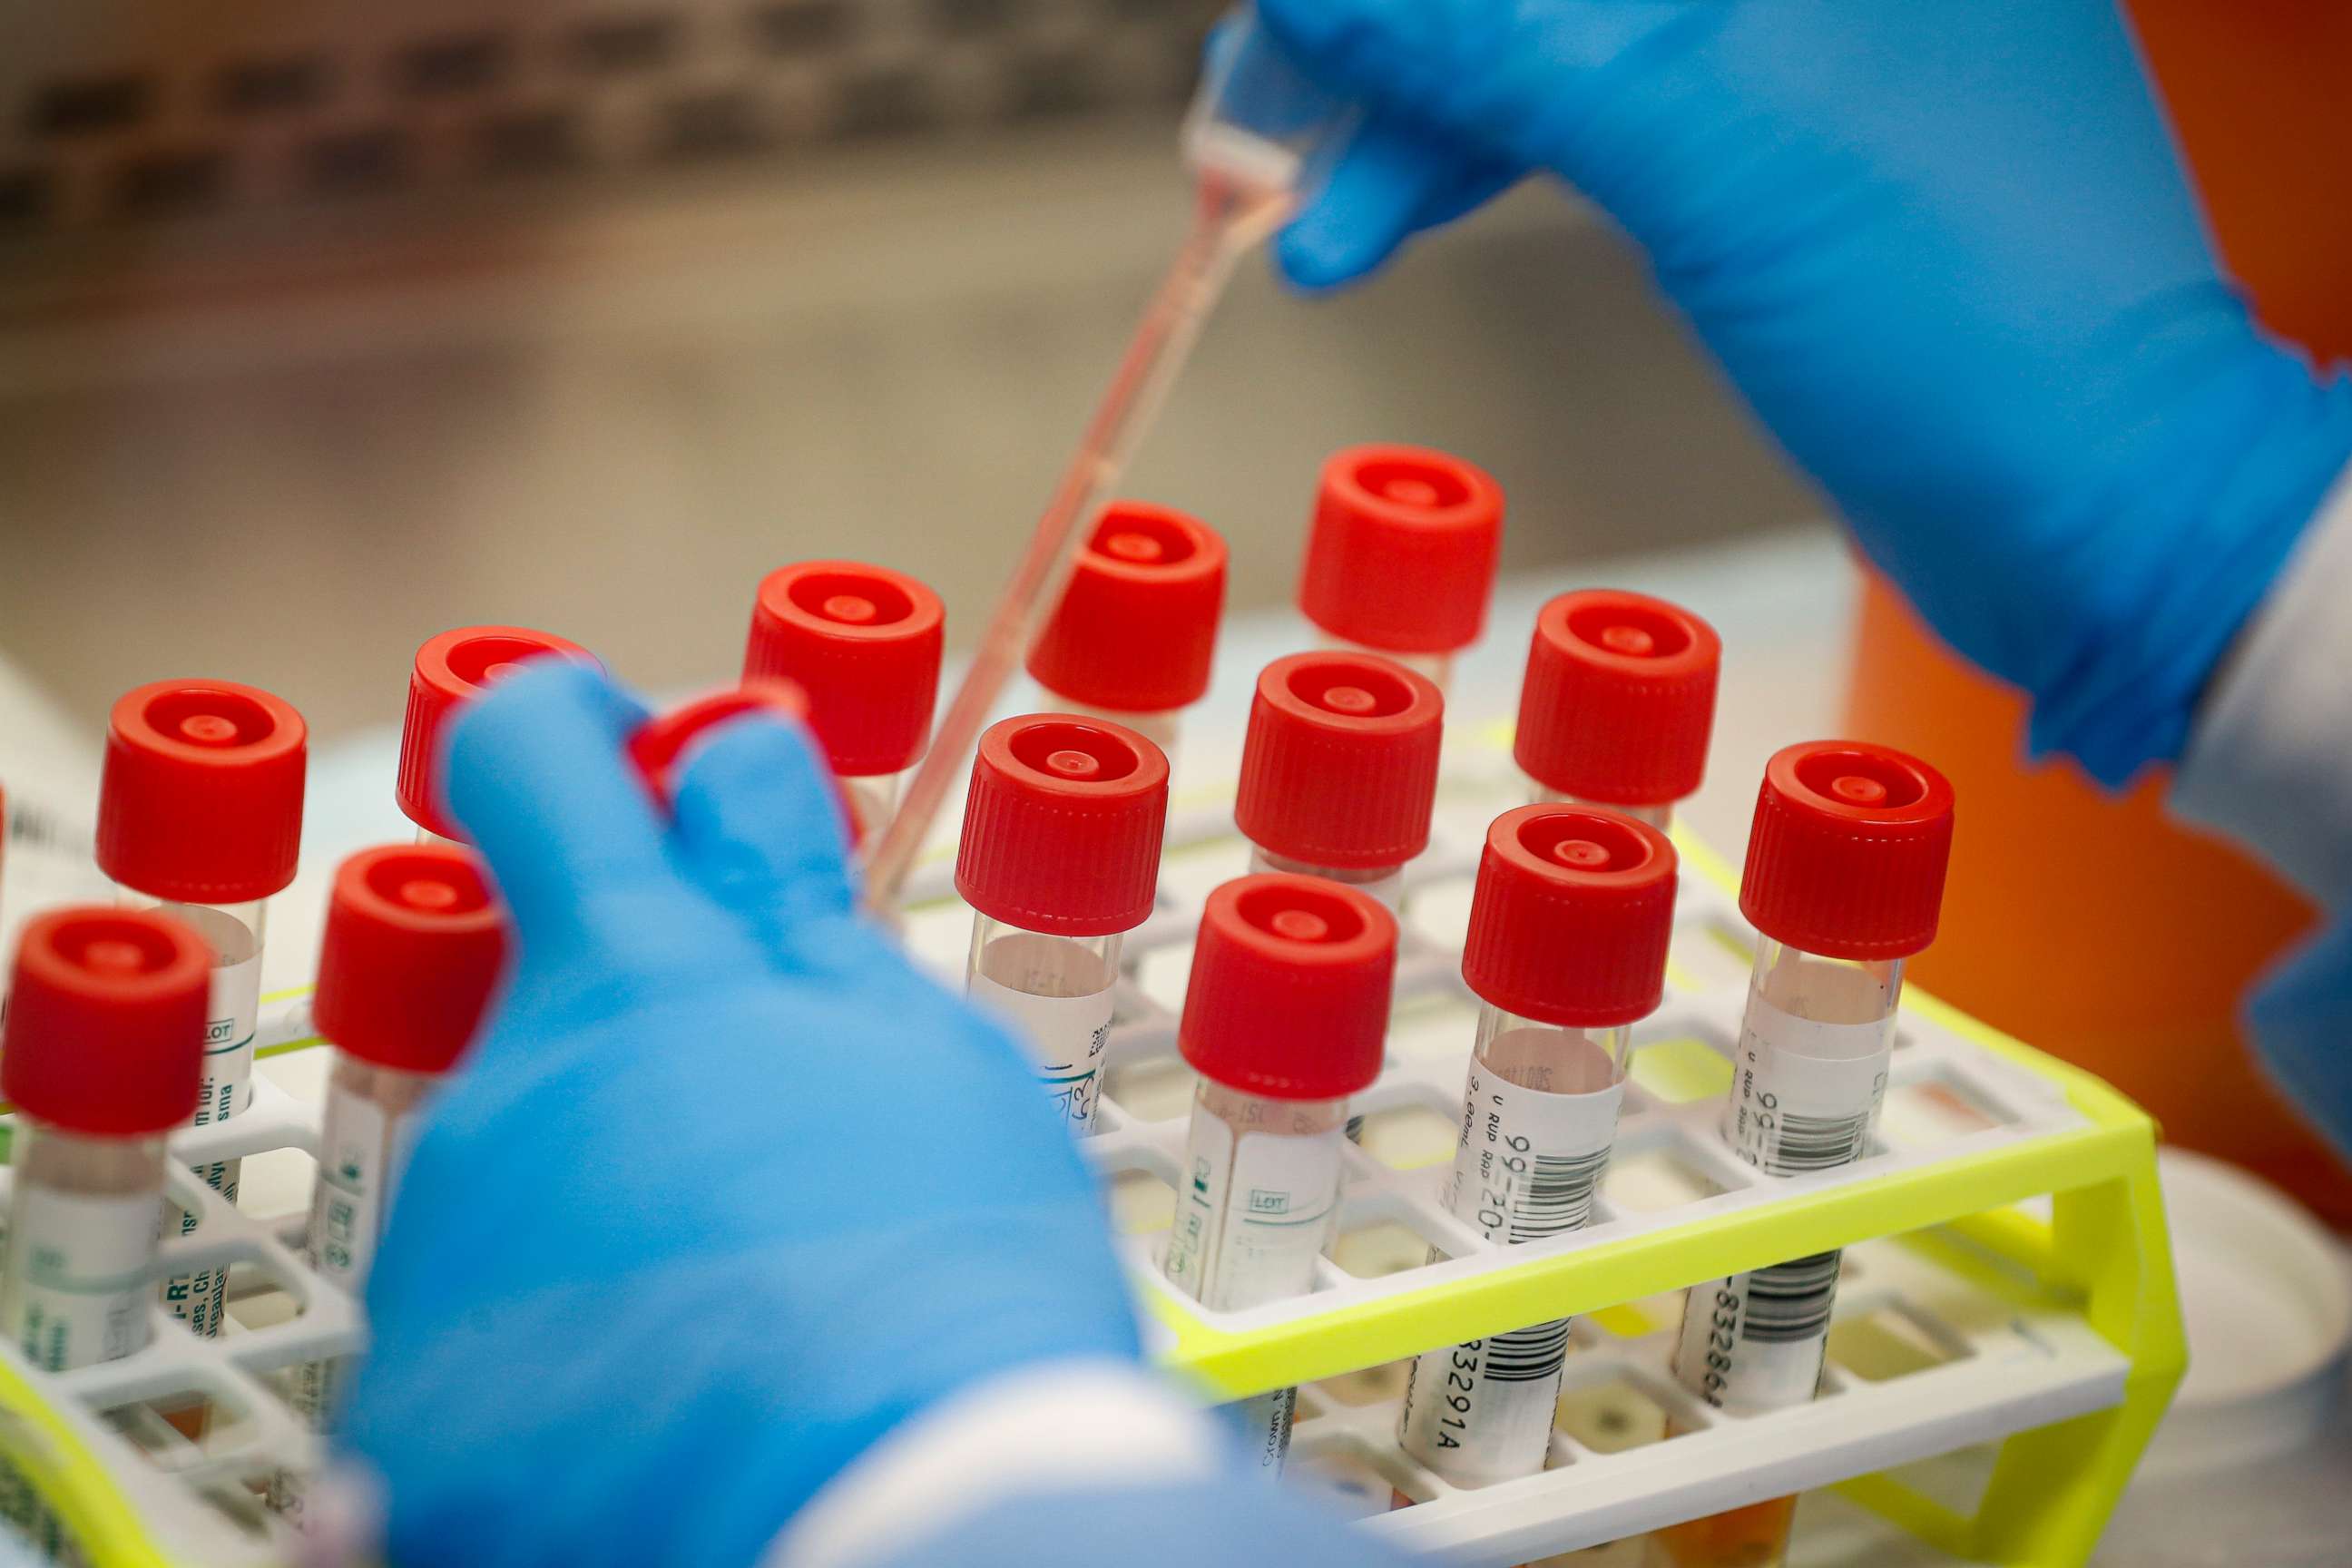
1224, 1387, 1298, 1480
2, 1187, 156, 1371
289, 1087, 424, 1426
1161, 1112, 1343, 1313
969, 973, 1113, 1136
1671, 1251, 1843, 1416
1726, 996, 1890, 1177
1398, 1062, 1622, 1485
164, 942, 260, 1338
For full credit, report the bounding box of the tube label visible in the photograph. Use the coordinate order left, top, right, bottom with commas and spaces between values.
1398, 1064, 1622, 1485
969, 973, 1114, 1136
2, 1187, 157, 1371
163, 941, 261, 1339
1725, 997, 1890, 1177
1223, 1387, 1298, 1480
289, 1088, 424, 1427
1671, 1251, 1843, 1416
1161, 1113, 1344, 1313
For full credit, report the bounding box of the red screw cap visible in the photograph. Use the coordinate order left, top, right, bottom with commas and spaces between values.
1515, 590, 1721, 808
1741, 741, 1956, 962
98, 681, 308, 904
628, 681, 812, 811
1027, 502, 1228, 716
315, 846, 509, 1077
399, 626, 596, 841
1180, 874, 1396, 1102
1298, 445, 1504, 655
744, 562, 945, 778
1464, 806, 1679, 1028
1235, 652, 1444, 871
956, 714, 1169, 937
4, 907, 209, 1136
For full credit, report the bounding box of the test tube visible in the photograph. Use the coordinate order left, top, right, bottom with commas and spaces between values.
96, 680, 306, 1342
1654, 741, 1955, 1568
397, 625, 597, 846
956, 715, 1169, 1135
1026, 501, 1228, 769
0, 908, 208, 1371
1515, 590, 1722, 829
743, 561, 945, 841
1161, 873, 1396, 1476
1297, 445, 1505, 695
289, 844, 507, 1421
1397, 805, 1678, 1489
1234, 652, 1444, 911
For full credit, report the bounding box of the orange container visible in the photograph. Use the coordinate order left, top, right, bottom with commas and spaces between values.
1840, 3, 2352, 1224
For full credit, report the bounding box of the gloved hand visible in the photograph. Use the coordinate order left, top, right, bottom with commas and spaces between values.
338, 662, 1138, 1567
1255, 0, 2352, 784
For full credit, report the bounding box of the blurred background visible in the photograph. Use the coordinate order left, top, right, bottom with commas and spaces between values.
0, 0, 1810, 739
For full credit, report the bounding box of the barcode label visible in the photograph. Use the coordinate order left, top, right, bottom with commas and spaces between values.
1671, 1253, 1843, 1416
1739, 1251, 1841, 1343
1727, 995, 1891, 1178
1483, 1317, 1573, 1381
1402, 1037, 1621, 1488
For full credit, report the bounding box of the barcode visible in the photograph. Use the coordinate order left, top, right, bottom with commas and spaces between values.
1764, 1111, 1869, 1174
1740, 1251, 1841, 1344
1507, 1146, 1609, 1242
1483, 1317, 1572, 1383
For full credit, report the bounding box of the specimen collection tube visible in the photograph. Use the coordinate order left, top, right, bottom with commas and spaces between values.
956, 715, 1169, 1135
95, 679, 306, 1341
1234, 651, 1444, 914
397, 625, 597, 845
1515, 589, 1721, 829
1161, 873, 1396, 1477
1027, 501, 1229, 782
0, 908, 208, 1372
1398, 806, 1679, 1489
1656, 740, 1955, 1568
743, 561, 946, 844
1296, 445, 1505, 701
289, 844, 508, 1425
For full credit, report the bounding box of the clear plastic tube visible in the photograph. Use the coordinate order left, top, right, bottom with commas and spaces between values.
288, 1054, 439, 1422
1531, 788, 1673, 832
1654, 937, 1904, 1568
1161, 1079, 1351, 1477
0, 1121, 170, 1371
1398, 1006, 1629, 1488
1245, 847, 1404, 912
967, 916, 1122, 1136
842, 773, 901, 848
122, 892, 265, 1340
416, 828, 464, 849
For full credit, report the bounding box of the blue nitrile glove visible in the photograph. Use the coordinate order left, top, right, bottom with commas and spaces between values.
1254, 0, 2352, 785
338, 662, 1139, 1568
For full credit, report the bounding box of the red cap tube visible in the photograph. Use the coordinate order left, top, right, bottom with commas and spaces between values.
1515, 589, 1721, 807
98, 680, 308, 904
314, 846, 509, 1076
1298, 444, 1504, 655
743, 561, 945, 778
1740, 741, 1956, 962
1180, 873, 1396, 1102
955, 714, 1170, 937
627, 681, 812, 812
1463, 806, 1679, 1028
1027, 502, 1228, 716
1235, 652, 1444, 871
4, 907, 209, 1136
399, 626, 597, 841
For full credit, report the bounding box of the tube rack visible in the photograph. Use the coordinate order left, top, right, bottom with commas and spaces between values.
0, 742, 2181, 1566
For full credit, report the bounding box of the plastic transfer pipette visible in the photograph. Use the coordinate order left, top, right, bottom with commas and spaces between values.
860, 13, 1357, 909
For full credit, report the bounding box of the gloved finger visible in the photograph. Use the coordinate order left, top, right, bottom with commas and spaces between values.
667, 713, 858, 953
1277, 115, 1512, 292
445, 661, 687, 960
